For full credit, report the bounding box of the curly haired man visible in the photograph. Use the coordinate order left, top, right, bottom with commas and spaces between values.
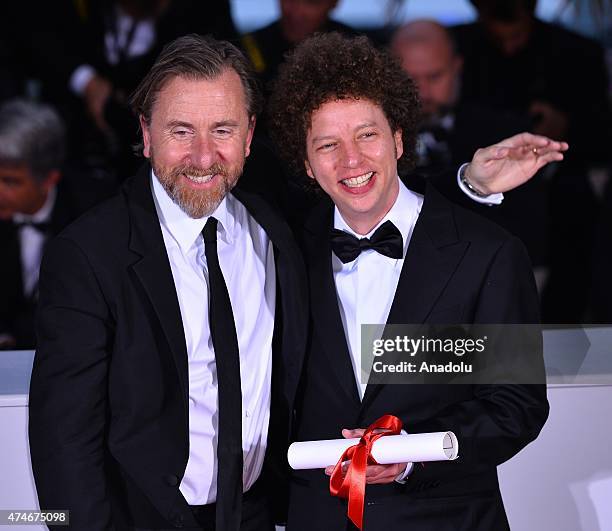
269, 32, 562, 531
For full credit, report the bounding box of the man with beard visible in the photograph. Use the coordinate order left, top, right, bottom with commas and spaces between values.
29, 34, 308, 531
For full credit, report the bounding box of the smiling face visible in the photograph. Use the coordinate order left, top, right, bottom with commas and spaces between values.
305, 98, 402, 235
141, 69, 255, 218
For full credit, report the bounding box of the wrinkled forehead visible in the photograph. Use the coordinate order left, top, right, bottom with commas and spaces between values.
152, 69, 251, 117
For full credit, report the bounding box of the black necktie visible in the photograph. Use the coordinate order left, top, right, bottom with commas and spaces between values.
202, 217, 243, 531
330, 220, 403, 264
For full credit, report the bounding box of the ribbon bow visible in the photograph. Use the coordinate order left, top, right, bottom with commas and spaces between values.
329, 414, 403, 530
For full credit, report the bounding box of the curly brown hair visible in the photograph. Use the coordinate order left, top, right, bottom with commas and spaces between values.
268, 32, 421, 178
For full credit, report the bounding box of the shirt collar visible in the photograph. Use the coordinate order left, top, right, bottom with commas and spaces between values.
13, 186, 57, 224
151, 170, 236, 253
333, 176, 422, 249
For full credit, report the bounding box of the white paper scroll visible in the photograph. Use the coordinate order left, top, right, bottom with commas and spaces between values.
288, 432, 458, 470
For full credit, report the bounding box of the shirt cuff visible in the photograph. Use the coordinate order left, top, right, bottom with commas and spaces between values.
394, 430, 414, 484
70, 64, 96, 96
395, 462, 414, 484
457, 163, 504, 205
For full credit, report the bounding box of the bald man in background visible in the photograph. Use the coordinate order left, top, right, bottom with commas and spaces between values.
392, 20, 549, 289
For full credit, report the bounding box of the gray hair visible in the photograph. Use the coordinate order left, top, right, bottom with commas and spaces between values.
130, 33, 262, 126
0, 99, 66, 181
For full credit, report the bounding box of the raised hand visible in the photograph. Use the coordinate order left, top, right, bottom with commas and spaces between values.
465, 132, 569, 195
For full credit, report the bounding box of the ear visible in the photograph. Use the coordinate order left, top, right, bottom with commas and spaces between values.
394, 129, 404, 161
140, 115, 151, 158
244, 115, 256, 158
41, 169, 61, 193
304, 159, 315, 180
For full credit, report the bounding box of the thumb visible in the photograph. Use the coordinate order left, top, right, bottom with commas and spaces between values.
342, 428, 355, 439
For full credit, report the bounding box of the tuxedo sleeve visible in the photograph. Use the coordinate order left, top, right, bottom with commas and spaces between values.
405, 236, 549, 485
29, 236, 115, 531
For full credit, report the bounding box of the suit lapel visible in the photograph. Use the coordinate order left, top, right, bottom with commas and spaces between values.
231, 184, 308, 409
360, 183, 469, 411
126, 165, 190, 410
304, 199, 361, 406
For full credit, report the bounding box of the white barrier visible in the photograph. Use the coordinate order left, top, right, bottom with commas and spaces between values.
2, 327, 612, 530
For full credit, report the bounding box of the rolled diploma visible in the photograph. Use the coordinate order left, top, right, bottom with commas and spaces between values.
288, 432, 458, 470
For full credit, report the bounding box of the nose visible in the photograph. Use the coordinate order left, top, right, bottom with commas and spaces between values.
339, 140, 363, 169
189, 133, 216, 169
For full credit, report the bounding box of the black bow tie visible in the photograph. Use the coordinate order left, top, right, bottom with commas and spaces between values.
330, 220, 403, 264
14, 220, 51, 233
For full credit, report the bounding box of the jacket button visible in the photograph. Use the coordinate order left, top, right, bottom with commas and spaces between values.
164, 474, 179, 486
172, 514, 184, 528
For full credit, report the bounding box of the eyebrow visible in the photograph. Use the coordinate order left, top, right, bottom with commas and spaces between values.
211, 120, 239, 128
166, 120, 193, 129
165, 120, 240, 129
310, 122, 379, 144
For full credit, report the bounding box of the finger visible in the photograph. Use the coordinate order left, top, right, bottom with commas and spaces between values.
529, 141, 569, 155
342, 428, 365, 439
495, 131, 556, 149
365, 464, 403, 484
534, 150, 565, 169
540, 141, 569, 152
480, 146, 510, 161
365, 463, 402, 479
325, 461, 350, 476
364, 465, 388, 478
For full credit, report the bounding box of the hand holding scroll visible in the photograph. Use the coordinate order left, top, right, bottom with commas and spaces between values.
324, 428, 409, 484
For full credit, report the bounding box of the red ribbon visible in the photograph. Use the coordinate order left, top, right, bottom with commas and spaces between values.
329, 414, 403, 530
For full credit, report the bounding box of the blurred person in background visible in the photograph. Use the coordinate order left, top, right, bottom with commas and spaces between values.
241, 0, 356, 89
22, 0, 238, 181
392, 19, 549, 291
0, 99, 113, 349
453, 0, 611, 322
454, 0, 610, 162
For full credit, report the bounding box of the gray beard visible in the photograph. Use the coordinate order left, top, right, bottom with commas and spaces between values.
151, 156, 242, 219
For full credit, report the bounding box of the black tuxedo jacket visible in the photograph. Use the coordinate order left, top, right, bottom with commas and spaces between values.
28, 165, 308, 530
287, 179, 549, 531
0, 175, 114, 349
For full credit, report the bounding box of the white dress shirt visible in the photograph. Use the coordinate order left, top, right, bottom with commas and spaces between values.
332, 178, 422, 482
151, 173, 276, 505
332, 177, 423, 398
70, 5, 155, 95
13, 187, 56, 297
